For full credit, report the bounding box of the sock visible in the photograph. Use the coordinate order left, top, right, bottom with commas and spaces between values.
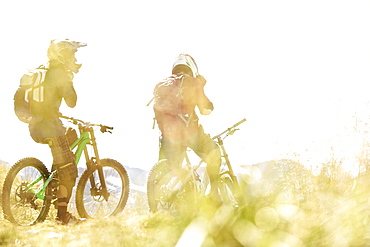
57, 205, 68, 219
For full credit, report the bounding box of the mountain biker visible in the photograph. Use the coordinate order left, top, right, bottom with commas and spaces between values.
154, 54, 222, 202
27, 39, 86, 225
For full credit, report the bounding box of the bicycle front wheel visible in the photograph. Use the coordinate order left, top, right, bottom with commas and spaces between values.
147, 160, 196, 214
2, 158, 52, 225
75, 159, 129, 218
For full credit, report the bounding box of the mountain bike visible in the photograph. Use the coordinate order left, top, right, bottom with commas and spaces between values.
2, 116, 130, 225
147, 118, 246, 213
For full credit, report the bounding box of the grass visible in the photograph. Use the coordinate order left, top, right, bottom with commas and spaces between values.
1, 156, 370, 246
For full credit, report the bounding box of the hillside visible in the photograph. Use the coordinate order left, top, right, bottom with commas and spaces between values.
1, 159, 370, 246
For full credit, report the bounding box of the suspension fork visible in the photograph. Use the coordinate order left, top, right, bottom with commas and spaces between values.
85, 127, 110, 201
217, 137, 238, 183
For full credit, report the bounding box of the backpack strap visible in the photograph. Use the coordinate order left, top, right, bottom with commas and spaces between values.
178, 112, 194, 127
175, 74, 185, 101
30, 69, 47, 103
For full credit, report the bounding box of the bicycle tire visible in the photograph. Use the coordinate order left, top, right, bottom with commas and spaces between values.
2, 158, 52, 225
147, 160, 196, 213
75, 159, 129, 218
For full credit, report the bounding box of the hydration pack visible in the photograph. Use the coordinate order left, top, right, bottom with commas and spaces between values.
153, 74, 185, 118
14, 65, 47, 123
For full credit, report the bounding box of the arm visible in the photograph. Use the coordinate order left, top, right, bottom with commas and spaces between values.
64, 87, 77, 108
56, 69, 77, 108
195, 76, 214, 115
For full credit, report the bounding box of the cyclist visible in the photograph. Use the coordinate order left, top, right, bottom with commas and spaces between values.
27, 39, 86, 225
153, 54, 222, 202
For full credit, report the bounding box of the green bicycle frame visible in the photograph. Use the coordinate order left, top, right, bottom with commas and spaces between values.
28, 128, 92, 200
70, 131, 91, 165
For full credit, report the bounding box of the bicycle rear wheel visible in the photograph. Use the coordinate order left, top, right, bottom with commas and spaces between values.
147, 160, 197, 214
75, 159, 129, 218
2, 158, 52, 225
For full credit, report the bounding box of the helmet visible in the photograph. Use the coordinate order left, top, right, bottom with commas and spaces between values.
47, 39, 86, 73
172, 54, 198, 77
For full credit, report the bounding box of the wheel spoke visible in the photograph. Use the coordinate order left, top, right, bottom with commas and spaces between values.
2, 158, 51, 225
76, 159, 129, 219
147, 161, 197, 214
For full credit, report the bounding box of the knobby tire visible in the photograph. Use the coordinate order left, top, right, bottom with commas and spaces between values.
147, 160, 173, 213
147, 160, 198, 214
2, 158, 52, 225
75, 159, 129, 218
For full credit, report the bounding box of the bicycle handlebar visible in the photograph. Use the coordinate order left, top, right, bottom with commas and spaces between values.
60, 116, 114, 133
212, 118, 246, 139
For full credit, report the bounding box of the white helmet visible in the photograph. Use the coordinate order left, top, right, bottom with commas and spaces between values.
172, 54, 198, 77
47, 39, 86, 73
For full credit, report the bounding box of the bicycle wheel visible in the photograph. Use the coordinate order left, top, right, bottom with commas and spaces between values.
75, 159, 129, 218
219, 173, 243, 207
147, 160, 196, 213
2, 158, 52, 225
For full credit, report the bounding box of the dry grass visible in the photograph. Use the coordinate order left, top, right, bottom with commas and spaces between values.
1, 157, 370, 246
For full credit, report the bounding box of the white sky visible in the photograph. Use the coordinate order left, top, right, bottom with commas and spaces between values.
1, 0, 369, 173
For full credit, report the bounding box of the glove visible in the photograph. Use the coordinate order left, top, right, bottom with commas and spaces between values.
196, 74, 207, 87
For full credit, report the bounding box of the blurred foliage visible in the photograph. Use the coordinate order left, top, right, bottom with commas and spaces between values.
1, 157, 370, 246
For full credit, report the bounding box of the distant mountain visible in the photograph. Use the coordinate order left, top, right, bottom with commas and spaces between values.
77, 165, 148, 193
125, 166, 148, 187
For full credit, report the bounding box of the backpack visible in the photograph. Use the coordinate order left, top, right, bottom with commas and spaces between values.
14, 65, 47, 123
153, 75, 185, 118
